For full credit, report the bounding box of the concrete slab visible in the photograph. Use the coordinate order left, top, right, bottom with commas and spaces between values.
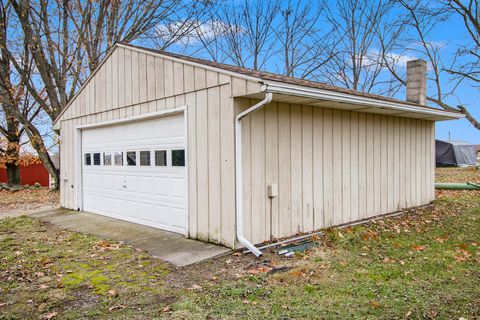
33, 208, 230, 267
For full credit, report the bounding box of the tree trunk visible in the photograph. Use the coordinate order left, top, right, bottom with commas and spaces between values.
23, 124, 60, 189
5, 161, 20, 185
4, 124, 21, 186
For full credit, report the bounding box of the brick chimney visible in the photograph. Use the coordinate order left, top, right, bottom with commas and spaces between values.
406, 59, 427, 105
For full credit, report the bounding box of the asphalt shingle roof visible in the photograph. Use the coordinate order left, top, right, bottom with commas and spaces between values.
122, 42, 455, 114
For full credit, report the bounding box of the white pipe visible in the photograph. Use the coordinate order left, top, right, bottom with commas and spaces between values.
243, 230, 324, 254
235, 91, 273, 257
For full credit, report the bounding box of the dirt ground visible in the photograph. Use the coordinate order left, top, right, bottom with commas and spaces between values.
0, 188, 60, 218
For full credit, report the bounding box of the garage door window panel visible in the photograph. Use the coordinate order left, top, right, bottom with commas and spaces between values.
114, 152, 123, 165
84, 153, 91, 165
140, 151, 151, 166
127, 151, 137, 166
103, 153, 112, 165
155, 150, 167, 166
93, 153, 101, 165
172, 149, 185, 167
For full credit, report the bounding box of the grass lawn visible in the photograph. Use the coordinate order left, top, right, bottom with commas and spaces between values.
1, 169, 479, 319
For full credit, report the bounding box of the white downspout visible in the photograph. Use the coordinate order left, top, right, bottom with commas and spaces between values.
235, 91, 273, 257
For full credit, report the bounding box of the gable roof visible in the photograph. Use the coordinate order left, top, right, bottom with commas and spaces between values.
54, 42, 463, 126
121, 43, 460, 115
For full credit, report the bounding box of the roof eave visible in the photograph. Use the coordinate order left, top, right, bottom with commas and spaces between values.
262, 81, 464, 121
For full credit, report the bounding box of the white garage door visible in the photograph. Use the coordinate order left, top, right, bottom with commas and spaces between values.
81, 115, 187, 234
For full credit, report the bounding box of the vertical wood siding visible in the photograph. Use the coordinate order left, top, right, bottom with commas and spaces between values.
58, 46, 262, 248
58, 45, 436, 249
239, 98, 435, 244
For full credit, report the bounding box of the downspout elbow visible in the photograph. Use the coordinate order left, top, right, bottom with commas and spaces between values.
235, 92, 273, 257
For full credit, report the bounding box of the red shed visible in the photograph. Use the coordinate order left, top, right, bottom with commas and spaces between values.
0, 162, 50, 187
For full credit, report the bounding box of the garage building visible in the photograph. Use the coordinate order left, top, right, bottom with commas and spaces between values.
53, 43, 461, 255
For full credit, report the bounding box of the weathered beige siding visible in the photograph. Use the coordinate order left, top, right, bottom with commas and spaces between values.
58, 45, 261, 248
58, 44, 436, 250
238, 99, 435, 244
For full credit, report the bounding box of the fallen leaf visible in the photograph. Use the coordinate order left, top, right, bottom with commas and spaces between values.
109, 305, 126, 311
43, 312, 57, 319
108, 290, 118, 297
454, 249, 471, 262
289, 269, 305, 277
188, 284, 202, 291
362, 230, 378, 241
247, 266, 272, 275
435, 236, 449, 243
162, 306, 171, 313
411, 245, 425, 251
369, 300, 381, 308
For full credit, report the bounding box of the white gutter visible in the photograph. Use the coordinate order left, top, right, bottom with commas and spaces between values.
263, 82, 464, 120
235, 91, 273, 257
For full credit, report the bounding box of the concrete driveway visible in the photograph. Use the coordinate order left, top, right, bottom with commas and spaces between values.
33, 208, 230, 267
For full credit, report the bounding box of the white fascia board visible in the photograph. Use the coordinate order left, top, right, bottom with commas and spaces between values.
263, 81, 464, 120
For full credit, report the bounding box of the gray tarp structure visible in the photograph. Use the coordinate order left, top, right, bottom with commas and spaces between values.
435, 140, 477, 167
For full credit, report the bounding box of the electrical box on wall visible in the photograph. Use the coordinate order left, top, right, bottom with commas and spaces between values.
268, 184, 278, 198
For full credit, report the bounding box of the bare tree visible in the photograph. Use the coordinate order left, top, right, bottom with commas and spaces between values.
189, 18, 233, 63
194, 0, 279, 70
379, 0, 480, 130
69, 0, 206, 72
443, 0, 480, 83
275, 0, 336, 79
1, 0, 207, 188
321, 0, 398, 94
0, 1, 43, 185
1, 0, 84, 187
